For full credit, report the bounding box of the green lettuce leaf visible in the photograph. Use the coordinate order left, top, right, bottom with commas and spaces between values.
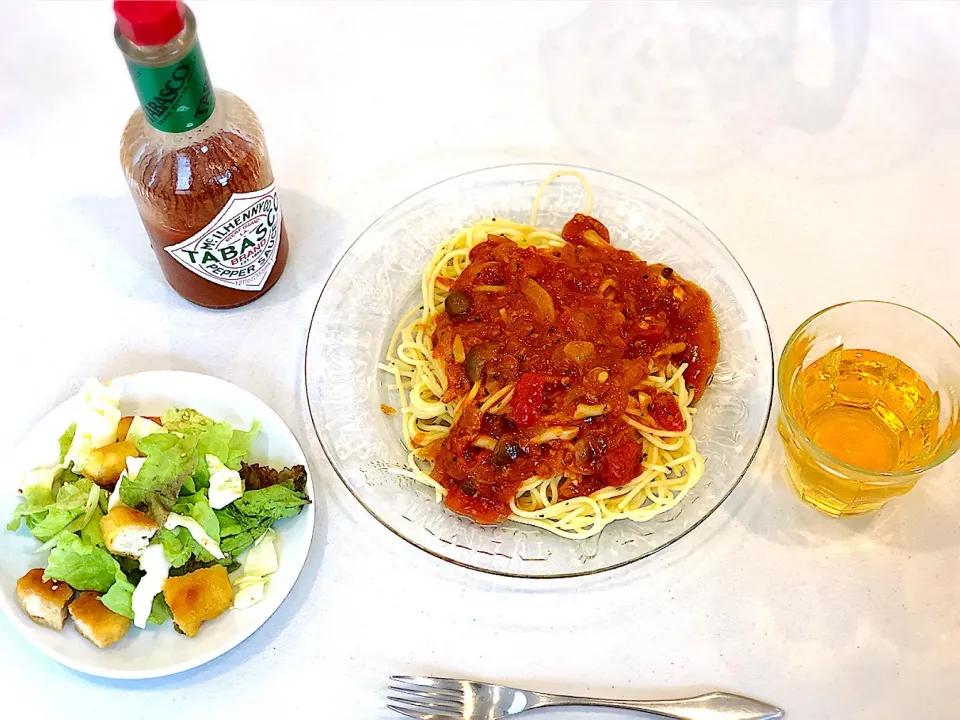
216, 484, 308, 559
157, 527, 191, 568
20, 485, 54, 509
232, 484, 309, 520
192, 461, 210, 491
39, 484, 104, 552
148, 594, 171, 626
162, 408, 216, 434
116, 556, 143, 586
44, 533, 115, 591
162, 409, 228, 458
58, 468, 84, 486
30, 509, 79, 543
14, 465, 61, 509
8, 475, 100, 544
100, 576, 135, 619
226, 420, 260, 470
44, 534, 130, 612
162, 409, 259, 471
81, 506, 105, 547
199, 423, 232, 465
8, 483, 81, 532
171, 491, 220, 543
58, 423, 77, 465
178, 413, 230, 488
156, 526, 216, 569
122, 433, 199, 512
220, 525, 269, 559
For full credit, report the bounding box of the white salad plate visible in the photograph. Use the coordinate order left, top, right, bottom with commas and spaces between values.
0, 371, 315, 680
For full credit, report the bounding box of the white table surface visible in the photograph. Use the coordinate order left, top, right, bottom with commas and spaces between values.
1, 2, 958, 718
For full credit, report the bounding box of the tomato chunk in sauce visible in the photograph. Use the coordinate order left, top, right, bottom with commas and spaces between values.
427, 215, 719, 524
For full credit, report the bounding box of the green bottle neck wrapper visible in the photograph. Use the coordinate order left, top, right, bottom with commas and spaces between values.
126, 43, 215, 133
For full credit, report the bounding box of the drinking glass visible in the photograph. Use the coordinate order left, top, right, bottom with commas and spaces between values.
778, 301, 960, 515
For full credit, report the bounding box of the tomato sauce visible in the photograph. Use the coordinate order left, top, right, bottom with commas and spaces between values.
428, 214, 720, 524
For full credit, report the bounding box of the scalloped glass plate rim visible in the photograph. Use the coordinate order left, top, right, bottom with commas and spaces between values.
305, 162, 774, 578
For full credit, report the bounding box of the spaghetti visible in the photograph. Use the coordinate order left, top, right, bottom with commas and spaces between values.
379, 173, 718, 539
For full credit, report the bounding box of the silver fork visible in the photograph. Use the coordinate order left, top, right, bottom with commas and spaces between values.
388, 676, 784, 720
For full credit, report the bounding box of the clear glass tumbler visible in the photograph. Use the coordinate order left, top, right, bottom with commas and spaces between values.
778, 301, 960, 516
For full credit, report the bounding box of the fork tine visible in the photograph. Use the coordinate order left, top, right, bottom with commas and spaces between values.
389, 684, 464, 703
386, 703, 460, 720
391, 676, 465, 692
386, 704, 427, 720
388, 695, 464, 715
388, 689, 463, 707
387, 676, 466, 720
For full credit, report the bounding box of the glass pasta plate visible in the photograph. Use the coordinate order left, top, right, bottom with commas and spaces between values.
305, 164, 773, 578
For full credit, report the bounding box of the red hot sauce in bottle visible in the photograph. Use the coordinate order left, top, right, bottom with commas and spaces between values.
115, 0, 288, 308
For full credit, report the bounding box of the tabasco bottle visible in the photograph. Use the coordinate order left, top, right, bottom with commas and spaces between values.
114, 0, 288, 308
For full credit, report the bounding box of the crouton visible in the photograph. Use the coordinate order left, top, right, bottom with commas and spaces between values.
117, 417, 134, 444
69, 592, 132, 649
163, 565, 234, 638
16, 569, 73, 630
101, 506, 159, 559
82, 440, 139, 487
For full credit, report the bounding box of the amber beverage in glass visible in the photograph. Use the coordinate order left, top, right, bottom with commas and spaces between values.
778, 301, 960, 516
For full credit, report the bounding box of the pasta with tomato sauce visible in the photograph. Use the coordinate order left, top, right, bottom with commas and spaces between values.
380, 172, 719, 539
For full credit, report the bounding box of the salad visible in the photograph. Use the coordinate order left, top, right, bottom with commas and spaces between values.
8, 378, 311, 648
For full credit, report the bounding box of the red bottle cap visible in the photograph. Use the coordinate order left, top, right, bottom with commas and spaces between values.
114, 1, 186, 46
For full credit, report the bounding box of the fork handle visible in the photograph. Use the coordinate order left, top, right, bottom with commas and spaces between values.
533, 690, 784, 720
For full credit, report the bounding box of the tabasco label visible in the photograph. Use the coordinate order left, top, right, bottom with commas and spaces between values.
165, 184, 282, 292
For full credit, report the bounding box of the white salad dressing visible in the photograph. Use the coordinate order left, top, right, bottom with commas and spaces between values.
206, 454, 243, 509
132, 543, 170, 629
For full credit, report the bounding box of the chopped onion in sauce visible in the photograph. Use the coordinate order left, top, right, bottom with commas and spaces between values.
520, 278, 555, 323
531, 426, 579, 443
574, 403, 609, 419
